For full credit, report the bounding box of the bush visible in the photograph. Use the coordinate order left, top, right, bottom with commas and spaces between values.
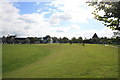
81, 43, 85, 46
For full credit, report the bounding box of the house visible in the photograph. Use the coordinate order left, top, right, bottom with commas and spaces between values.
15, 38, 26, 44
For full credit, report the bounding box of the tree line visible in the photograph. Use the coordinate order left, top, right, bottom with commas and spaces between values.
1, 34, 120, 45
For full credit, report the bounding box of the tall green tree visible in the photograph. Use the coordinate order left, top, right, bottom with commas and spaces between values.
87, 1, 120, 31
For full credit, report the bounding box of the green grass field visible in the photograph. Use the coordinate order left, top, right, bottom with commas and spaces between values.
2, 44, 118, 78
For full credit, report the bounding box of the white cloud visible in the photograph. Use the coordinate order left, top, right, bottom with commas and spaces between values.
49, 12, 71, 25
49, 0, 95, 23
49, 24, 80, 33
0, 2, 21, 35
99, 27, 114, 37
36, 2, 40, 5
0, 2, 49, 37
37, 9, 41, 12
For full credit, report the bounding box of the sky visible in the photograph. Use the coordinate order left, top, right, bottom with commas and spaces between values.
0, 0, 115, 39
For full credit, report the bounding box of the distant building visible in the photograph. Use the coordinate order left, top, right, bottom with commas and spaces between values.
92, 33, 99, 44
92, 33, 99, 39
15, 38, 26, 44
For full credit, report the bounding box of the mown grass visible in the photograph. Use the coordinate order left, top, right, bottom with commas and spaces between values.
2, 44, 50, 73
2, 44, 118, 78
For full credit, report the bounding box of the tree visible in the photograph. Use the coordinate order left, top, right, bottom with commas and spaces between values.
2, 36, 6, 44
77, 37, 83, 43
52, 37, 59, 43
28, 37, 37, 44
58, 37, 69, 43
25, 38, 30, 44
62, 37, 69, 43
39, 37, 44, 43
71, 37, 77, 43
6, 35, 16, 44
99, 37, 108, 44
113, 31, 120, 37
11, 37, 15, 44
87, 1, 120, 31
43, 35, 51, 43
58, 37, 62, 43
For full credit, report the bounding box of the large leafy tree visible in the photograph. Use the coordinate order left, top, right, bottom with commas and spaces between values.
87, 1, 120, 31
